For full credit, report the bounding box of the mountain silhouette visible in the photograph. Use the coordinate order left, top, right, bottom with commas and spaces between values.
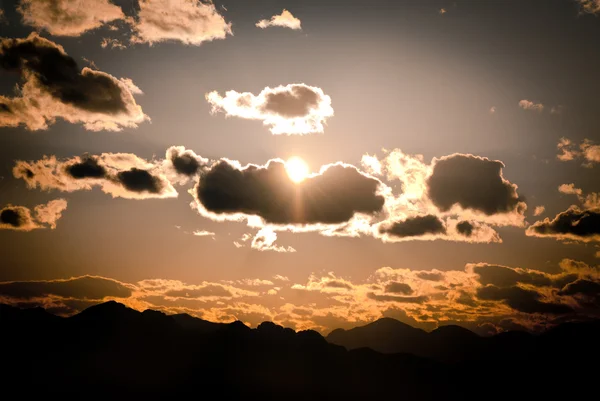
1, 302, 598, 400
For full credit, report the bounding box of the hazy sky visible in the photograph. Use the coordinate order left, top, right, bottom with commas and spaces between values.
1, 0, 599, 334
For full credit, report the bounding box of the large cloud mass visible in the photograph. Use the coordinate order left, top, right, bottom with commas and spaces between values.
0, 199, 67, 231
427, 154, 525, 218
206, 84, 334, 135
17, 0, 125, 36
0, 34, 147, 131
194, 159, 385, 225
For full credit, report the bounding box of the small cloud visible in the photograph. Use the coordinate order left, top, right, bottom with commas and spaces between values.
558, 183, 582, 196
489, 106, 497, 114
206, 83, 333, 135
273, 275, 290, 282
1, 199, 67, 231
578, 0, 600, 14
533, 206, 545, 217
439, 8, 447, 15
557, 138, 600, 167
519, 100, 544, 112
193, 230, 215, 238
256, 9, 302, 30
101, 38, 127, 50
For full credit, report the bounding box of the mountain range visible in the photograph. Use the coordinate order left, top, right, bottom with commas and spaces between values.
1, 301, 598, 400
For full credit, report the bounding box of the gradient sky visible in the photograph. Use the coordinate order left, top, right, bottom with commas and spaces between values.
1, 0, 599, 334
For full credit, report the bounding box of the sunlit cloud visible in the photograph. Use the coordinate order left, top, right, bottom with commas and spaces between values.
533, 206, 546, 216
206, 84, 334, 135
1, 258, 598, 334
519, 99, 544, 112
556, 137, 600, 167
256, 9, 302, 30
578, 0, 600, 14
193, 230, 215, 238
14, 153, 177, 200
101, 37, 127, 50
0, 34, 148, 131
1, 199, 67, 231
129, 0, 232, 46
17, 0, 124, 36
558, 183, 582, 196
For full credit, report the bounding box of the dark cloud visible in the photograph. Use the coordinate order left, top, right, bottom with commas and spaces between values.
195, 160, 385, 225
456, 221, 474, 237
384, 282, 413, 295
166, 146, 207, 177
262, 85, 320, 118
116, 168, 163, 194
0, 276, 132, 300
65, 156, 107, 179
558, 279, 600, 298
165, 285, 233, 299
527, 207, 600, 242
473, 264, 552, 288
476, 285, 572, 314
379, 215, 445, 238
0, 34, 146, 131
325, 281, 353, 290
367, 293, 428, 304
427, 154, 524, 216
0, 208, 25, 228
1, 34, 125, 113
415, 271, 444, 281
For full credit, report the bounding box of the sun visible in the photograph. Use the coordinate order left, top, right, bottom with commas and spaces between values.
285, 157, 309, 183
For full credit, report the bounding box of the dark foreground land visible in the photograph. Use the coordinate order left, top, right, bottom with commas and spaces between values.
1, 301, 598, 400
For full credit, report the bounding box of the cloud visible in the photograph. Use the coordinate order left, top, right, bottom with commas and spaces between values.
534, 206, 545, 216
556, 138, 600, 167
33, 199, 68, 229
0, 34, 147, 131
163, 146, 209, 184
384, 282, 413, 295
367, 293, 428, 303
476, 285, 572, 314
250, 228, 296, 253
559, 183, 582, 195
527, 206, 600, 243
578, 0, 600, 14
256, 9, 302, 30
378, 215, 446, 239
518, 99, 544, 112
17, 0, 125, 36
13, 153, 177, 199
130, 0, 232, 45
193, 230, 215, 237
2, 259, 600, 333
0, 199, 67, 231
0, 276, 132, 300
101, 38, 127, 50
427, 154, 526, 220
206, 83, 334, 135
193, 158, 385, 226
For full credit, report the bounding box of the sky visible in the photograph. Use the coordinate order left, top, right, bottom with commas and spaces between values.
1, 0, 600, 335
